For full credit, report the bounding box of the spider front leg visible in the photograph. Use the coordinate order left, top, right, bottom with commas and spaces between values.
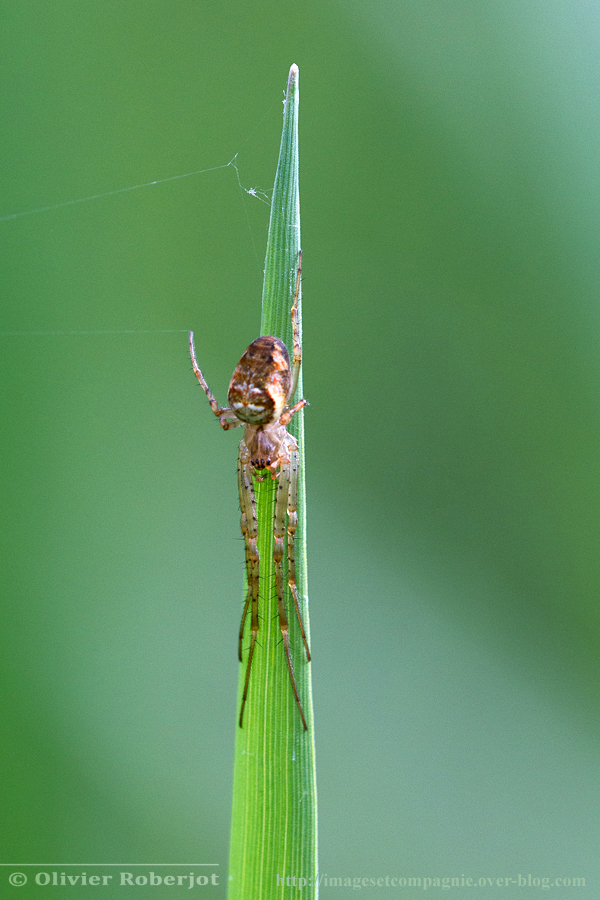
273, 443, 308, 730
289, 250, 302, 401
237, 442, 260, 728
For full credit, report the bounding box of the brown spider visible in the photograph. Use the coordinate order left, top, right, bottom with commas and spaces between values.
189, 252, 310, 729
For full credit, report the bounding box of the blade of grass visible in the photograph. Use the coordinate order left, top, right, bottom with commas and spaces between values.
227, 65, 318, 900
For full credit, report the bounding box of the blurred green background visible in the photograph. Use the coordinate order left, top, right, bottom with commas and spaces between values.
1, 1, 600, 896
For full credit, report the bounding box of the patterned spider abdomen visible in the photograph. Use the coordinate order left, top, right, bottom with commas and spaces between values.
228, 336, 291, 425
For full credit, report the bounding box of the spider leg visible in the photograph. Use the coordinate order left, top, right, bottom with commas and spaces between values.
274, 452, 308, 730
237, 508, 251, 664
289, 250, 302, 401
237, 443, 260, 728
189, 331, 237, 426
280, 397, 308, 427
286, 440, 311, 662
221, 417, 244, 430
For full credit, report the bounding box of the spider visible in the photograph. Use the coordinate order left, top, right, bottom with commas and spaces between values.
189, 252, 310, 729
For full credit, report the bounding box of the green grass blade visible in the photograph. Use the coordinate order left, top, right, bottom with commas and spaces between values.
227, 64, 318, 900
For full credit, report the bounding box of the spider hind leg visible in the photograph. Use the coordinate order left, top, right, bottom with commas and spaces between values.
273, 444, 309, 730
237, 446, 260, 728
286, 442, 310, 662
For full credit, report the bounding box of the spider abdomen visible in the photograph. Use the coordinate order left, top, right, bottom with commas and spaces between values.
228, 336, 291, 425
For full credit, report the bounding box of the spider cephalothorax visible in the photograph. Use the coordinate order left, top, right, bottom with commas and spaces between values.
243, 422, 288, 475
189, 252, 310, 729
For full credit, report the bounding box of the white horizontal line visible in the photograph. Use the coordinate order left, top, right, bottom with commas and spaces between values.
0, 864, 218, 867
0, 329, 188, 337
